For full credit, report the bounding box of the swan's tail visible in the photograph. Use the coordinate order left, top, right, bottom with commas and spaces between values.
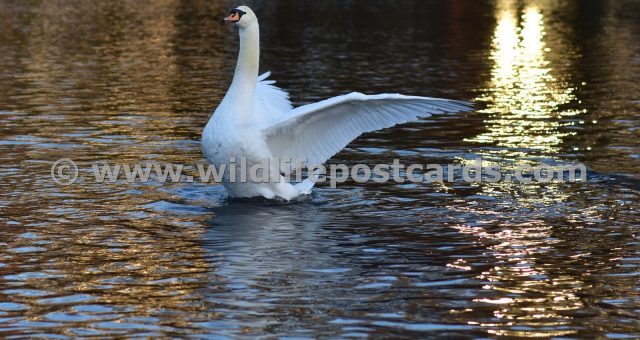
294, 178, 315, 195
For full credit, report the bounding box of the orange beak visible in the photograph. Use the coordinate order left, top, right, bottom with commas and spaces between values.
223, 12, 240, 23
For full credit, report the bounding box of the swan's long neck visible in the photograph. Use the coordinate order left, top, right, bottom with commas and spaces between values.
226, 23, 259, 122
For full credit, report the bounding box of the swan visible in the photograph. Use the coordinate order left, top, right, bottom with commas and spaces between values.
201, 6, 473, 200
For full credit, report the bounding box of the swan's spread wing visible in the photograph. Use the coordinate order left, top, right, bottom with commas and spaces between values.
253, 72, 293, 126
262, 92, 473, 166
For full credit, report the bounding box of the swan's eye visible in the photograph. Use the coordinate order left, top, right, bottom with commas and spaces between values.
224, 8, 246, 23
230, 9, 246, 18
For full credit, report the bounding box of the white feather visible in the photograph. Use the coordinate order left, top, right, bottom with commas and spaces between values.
262, 92, 473, 167
252, 72, 293, 127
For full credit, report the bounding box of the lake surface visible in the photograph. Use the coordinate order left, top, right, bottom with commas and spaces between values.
1, 0, 640, 338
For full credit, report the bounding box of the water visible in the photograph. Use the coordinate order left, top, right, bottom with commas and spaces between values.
1, 0, 639, 338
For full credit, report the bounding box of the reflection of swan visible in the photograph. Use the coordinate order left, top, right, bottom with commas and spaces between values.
202, 6, 473, 200
204, 199, 336, 298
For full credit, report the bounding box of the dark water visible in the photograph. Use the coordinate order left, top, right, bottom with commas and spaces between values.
1, 0, 640, 338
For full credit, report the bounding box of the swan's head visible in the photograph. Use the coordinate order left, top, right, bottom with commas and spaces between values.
223, 6, 257, 29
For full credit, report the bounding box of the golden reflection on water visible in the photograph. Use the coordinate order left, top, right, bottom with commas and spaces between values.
452, 1, 589, 337
454, 222, 582, 337
0, 0, 222, 333
467, 0, 583, 157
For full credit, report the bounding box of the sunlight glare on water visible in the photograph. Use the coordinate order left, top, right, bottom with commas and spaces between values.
468, 0, 584, 157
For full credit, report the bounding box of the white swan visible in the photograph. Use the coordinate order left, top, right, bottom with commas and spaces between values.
202, 6, 473, 200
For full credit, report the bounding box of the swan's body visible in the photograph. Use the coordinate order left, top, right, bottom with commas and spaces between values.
202, 6, 473, 200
